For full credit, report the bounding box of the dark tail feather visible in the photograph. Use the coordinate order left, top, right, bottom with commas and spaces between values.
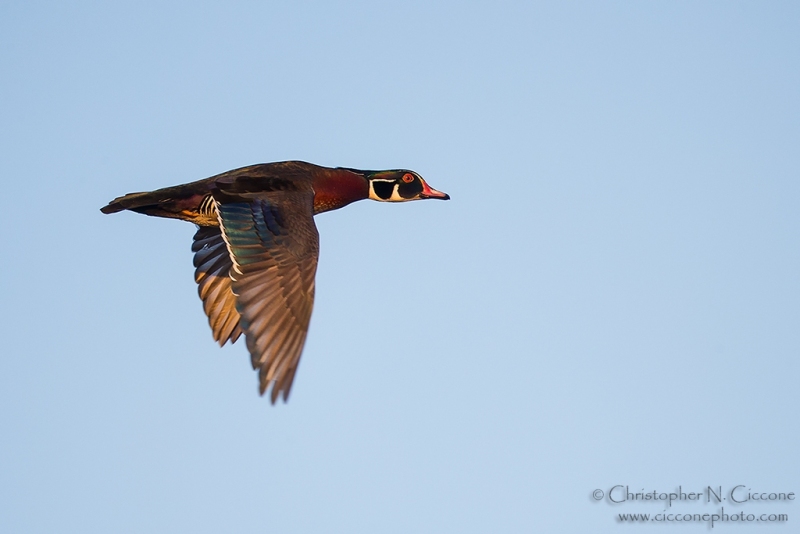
100, 191, 162, 214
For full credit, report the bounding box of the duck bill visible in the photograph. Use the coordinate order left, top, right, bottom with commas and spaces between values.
420, 182, 450, 200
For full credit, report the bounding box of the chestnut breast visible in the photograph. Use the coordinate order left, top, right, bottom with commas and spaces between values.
312, 168, 369, 214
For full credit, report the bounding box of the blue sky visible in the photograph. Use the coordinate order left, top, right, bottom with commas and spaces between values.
1, 2, 798, 532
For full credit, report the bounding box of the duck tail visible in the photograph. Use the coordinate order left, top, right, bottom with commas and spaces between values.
100, 179, 215, 221
100, 190, 162, 214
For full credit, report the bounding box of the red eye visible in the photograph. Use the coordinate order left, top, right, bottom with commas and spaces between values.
402, 173, 414, 183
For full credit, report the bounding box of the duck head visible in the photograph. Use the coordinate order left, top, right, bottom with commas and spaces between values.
364, 170, 450, 202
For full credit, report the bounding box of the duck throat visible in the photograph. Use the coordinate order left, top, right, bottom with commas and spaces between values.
312, 168, 369, 214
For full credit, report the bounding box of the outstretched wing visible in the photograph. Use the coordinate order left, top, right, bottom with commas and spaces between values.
214, 191, 319, 403
191, 226, 243, 346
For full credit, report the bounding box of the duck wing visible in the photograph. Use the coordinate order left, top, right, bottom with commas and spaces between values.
213, 187, 319, 403
191, 226, 243, 346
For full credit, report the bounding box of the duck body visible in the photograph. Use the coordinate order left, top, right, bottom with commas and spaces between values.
101, 161, 448, 403
101, 161, 370, 223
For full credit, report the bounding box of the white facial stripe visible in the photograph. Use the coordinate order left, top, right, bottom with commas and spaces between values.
368, 178, 422, 202
389, 184, 406, 201
367, 179, 390, 201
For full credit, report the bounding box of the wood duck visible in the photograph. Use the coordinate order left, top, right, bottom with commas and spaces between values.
101, 161, 449, 403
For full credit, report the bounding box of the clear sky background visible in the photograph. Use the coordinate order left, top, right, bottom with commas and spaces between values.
1, 2, 798, 532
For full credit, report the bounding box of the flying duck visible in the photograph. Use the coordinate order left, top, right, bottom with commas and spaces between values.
101, 161, 449, 403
